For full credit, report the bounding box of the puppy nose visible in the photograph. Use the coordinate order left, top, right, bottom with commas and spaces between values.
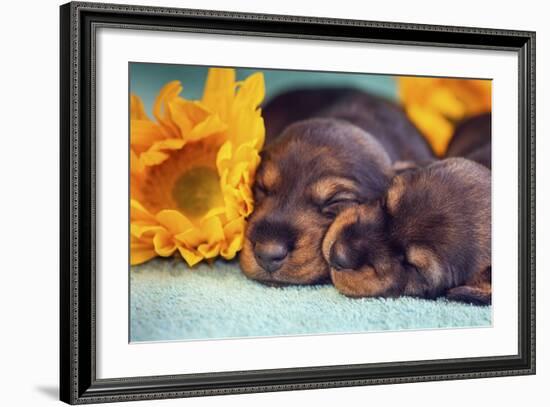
330, 242, 359, 271
254, 241, 289, 273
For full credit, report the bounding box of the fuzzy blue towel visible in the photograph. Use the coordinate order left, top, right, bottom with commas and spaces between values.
130, 259, 491, 342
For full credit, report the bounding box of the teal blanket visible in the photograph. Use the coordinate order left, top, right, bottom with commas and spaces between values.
130, 259, 491, 342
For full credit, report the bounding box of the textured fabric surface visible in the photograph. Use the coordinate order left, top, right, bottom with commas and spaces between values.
130, 259, 491, 342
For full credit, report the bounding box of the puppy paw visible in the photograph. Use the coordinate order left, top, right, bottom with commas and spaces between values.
446, 285, 491, 306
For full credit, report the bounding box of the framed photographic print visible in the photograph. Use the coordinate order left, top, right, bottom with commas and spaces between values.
60, 1, 536, 404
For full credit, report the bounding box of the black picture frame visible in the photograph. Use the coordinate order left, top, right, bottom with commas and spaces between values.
60, 1, 536, 404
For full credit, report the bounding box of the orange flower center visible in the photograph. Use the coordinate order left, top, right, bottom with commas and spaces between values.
171, 166, 224, 218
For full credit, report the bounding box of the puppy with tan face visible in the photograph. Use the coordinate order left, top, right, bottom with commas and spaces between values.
322, 158, 492, 305
240, 118, 393, 285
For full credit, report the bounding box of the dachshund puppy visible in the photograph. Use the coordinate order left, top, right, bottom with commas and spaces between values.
322, 158, 491, 305
240, 118, 393, 285
446, 113, 491, 169
263, 88, 435, 163
240, 89, 436, 286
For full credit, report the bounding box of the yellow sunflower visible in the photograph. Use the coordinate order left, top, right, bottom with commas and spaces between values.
130, 68, 265, 266
398, 77, 491, 156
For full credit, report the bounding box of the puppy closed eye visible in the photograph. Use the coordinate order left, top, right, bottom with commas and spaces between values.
321, 193, 358, 218
254, 183, 270, 201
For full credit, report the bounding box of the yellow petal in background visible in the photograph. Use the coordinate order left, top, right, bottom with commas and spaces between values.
399, 76, 491, 157
426, 87, 466, 121
406, 105, 454, 157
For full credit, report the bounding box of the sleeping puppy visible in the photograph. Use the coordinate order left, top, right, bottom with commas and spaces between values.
262, 88, 435, 163
239, 89, 435, 286
322, 158, 492, 305
446, 113, 491, 169
240, 118, 393, 285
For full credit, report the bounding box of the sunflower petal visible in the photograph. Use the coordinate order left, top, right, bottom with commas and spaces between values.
188, 114, 227, 141
426, 87, 465, 120
202, 68, 236, 120
201, 216, 225, 244
130, 149, 145, 175
197, 242, 221, 258
131, 120, 165, 150
216, 141, 233, 173
221, 234, 243, 259
130, 199, 156, 222
139, 150, 169, 166
175, 228, 204, 248
130, 223, 165, 239
153, 80, 182, 138
130, 248, 158, 265
202, 206, 227, 220
150, 138, 186, 152
168, 99, 210, 135
405, 105, 453, 157
130, 94, 149, 120
153, 230, 177, 257
156, 210, 194, 234
235, 72, 265, 109
177, 246, 203, 267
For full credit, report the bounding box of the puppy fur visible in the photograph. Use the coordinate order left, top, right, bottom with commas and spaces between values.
446, 113, 491, 169
240, 89, 436, 285
322, 158, 492, 305
240, 118, 393, 285
263, 88, 435, 163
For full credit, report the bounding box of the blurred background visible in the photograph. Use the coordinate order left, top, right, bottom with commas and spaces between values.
130, 63, 398, 114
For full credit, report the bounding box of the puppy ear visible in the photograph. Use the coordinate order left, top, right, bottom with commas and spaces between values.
392, 160, 418, 174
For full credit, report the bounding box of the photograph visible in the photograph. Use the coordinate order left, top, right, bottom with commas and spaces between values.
58, 2, 535, 403
129, 63, 493, 343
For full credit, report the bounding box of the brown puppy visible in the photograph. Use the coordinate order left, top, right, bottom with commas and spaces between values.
263, 88, 435, 163
240, 118, 393, 285
240, 89, 435, 286
446, 113, 491, 169
322, 158, 492, 305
